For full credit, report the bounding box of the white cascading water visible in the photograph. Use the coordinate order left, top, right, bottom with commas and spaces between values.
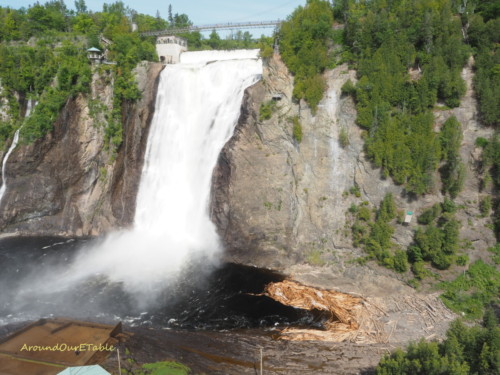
26, 50, 262, 307
0, 99, 35, 203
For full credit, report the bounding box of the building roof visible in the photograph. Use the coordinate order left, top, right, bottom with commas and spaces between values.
0, 318, 122, 374
87, 47, 101, 52
58, 365, 111, 375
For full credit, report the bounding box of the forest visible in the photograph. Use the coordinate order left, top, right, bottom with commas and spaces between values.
278, 1, 499, 372
0, 0, 272, 150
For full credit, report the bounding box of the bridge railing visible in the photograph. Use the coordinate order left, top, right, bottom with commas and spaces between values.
140, 20, 282, 37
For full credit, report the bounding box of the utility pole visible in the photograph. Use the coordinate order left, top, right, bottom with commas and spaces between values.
259, 346, 263, 375
117, 348, 122, 375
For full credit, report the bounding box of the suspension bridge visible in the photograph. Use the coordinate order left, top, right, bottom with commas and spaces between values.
140, 20, 282, 37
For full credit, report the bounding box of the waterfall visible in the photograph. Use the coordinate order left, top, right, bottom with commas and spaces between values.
33, 50, 262, 306
0, 99, 35, 203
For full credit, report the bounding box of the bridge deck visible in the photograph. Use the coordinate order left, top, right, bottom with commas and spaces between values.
141, 20, 282, 37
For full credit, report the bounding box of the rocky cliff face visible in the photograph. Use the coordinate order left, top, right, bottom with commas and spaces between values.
213, 55, 380, 269
0, 62, 163, 237
213, 54, 496, 271
211, 54, 472, 344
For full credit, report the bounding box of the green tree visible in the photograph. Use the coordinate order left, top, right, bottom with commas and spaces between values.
208, 30, 221, 49
440, 116, 465, 198
376, 314, 500, 375
279, 0, 334, 112
75, 0, 87, 14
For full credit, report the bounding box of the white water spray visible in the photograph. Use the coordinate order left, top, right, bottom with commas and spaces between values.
0, 100, 35, 203
30, 50, 262, 305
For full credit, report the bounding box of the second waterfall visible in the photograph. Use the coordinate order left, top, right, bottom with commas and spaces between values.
44, 50, 262, 305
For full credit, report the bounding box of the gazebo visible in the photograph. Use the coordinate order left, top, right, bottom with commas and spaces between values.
87, 47, 102, 64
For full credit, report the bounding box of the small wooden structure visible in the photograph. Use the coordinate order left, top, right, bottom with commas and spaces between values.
404, 211, 413, 225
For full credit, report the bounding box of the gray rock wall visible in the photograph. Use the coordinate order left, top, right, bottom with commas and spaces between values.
212, 54, 496, 271
212, 55, 366, 269
0, 62, 163, 237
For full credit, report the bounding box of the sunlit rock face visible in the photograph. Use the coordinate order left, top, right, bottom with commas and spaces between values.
0, 62, 164, 237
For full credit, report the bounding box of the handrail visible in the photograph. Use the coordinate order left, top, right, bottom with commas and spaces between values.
140, 20, 282, 37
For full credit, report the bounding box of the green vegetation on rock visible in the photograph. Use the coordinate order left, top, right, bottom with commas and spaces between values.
466, 1, 500, 128
408, 199, 461, 272
259, 100, 275, 121
439, 260, 500, 319
292, 116, 303, 143
349, 193, 408, 273
0, 1, 159, 151
340, 0, 469, 195
440, 116, 465, 198
279, 0, 334, 113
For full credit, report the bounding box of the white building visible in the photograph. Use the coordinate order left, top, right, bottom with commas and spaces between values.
156, 36, 188, 64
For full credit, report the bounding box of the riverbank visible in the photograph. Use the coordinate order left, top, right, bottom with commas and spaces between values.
107, 326, 383, 375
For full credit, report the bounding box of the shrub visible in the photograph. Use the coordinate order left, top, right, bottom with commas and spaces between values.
411, 261, 428, 280
456, 254, 469, 266
302, 74, 327, 113
259, 100, 275, 121
440, 260, 500, 319
292, 116, 303, 143
417, 204, 442, 225
475, 137, 488, 148
339, 127, 349, 148
341, 79, 356, 96
431, 252, 453, 270
488, 243, 500, 265
393, 250, 409, 273
357, 206, 371, 221
442, 197, 457, 213
350, 193, 404, 272
407, 245, 423, 263
378, 193, 397, 222
442, 219, 460, 255
350, 185, 361, 197
140, 361, 191, 375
